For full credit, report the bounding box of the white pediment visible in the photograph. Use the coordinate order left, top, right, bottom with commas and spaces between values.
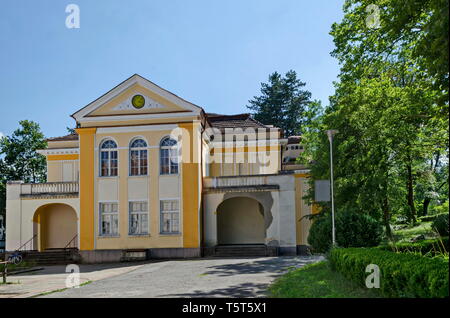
112, 92, 166, 111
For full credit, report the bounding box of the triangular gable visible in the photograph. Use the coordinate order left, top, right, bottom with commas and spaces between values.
72, 74, 203, 122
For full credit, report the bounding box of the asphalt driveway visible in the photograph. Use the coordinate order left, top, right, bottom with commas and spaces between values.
41, 256, 323, 298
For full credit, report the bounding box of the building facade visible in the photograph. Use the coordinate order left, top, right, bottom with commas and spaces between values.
6, 74, 315, 262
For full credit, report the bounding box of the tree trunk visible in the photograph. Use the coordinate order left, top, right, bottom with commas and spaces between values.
422, 197, 431, 217
383, 195, 393, 241
406, 163, 417, 224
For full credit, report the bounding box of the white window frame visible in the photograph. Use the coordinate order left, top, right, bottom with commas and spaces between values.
159, 199, 180, 234
129, 138, 148, 176
99, 202, 119, 237
159, 137, 179, 175
128, 200, 149, 235
100, 139, 118, 177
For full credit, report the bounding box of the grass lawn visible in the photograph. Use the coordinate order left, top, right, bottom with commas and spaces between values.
394, 222, 435, 242
268, 261, 380, 298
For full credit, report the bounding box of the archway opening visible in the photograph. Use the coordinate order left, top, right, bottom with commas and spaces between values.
33, 203, 78, 250
217, 197, 265, 245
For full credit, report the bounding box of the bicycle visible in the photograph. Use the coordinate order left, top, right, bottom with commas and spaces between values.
7, 251, 23, 265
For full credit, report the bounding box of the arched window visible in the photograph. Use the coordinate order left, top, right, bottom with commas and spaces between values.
129, 138, 148, 176
160, 137, 178, 175
100, 139, 118, 177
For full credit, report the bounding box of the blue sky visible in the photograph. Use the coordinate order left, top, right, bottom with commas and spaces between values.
0, 0, 344, 138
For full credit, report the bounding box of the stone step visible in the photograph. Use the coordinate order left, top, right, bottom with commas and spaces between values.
213, 245, 270, 257
18, 249, 80, 265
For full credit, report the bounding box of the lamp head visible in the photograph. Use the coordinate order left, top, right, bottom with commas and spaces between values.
326, 130, 339, 142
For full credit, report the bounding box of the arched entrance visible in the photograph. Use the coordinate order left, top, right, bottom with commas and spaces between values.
217, 197, 265, 245
33, 203, 78, 251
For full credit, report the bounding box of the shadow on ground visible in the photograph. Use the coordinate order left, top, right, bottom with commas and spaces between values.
201, 256, 319, 278
162, 282, 270, 298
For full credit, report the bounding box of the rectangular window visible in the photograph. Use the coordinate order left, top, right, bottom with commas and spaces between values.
129, 201, 149, 235
130, 150, 148, 176
160, 200, 180, 234
99, 202, 119, 236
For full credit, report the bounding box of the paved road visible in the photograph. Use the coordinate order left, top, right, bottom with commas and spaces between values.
41, 256, 323, 298
0, 262, 144, 298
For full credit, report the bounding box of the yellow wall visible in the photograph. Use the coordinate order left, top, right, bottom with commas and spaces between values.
179, 122, 201, 248
93, 129, 184, 250
76, 127, 96, 250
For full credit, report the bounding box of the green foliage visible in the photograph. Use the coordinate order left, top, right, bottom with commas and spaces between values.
419, 211, 448, 223
328, 247, 449, 298
393, 222, 434, 242
246, 70, 318, 136
336, 210, 383, 248
307, 214, 332, 253
432, 213, 449, 237
301, 0, 449, 236
430, 201, 449, 216
268, 261, 380, 298
308, 211, 382, 252
0, 121, 47, 218
378, 237, 449, 256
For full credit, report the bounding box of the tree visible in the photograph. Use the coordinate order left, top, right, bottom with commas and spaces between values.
302, 0, 448, 240
0, 121, 47, 218
247, 70, 315, 136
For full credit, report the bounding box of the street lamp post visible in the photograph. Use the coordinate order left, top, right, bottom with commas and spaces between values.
326, 130, 338, 246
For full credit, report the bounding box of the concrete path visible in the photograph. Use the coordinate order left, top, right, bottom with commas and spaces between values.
40, 256, 323, 298
0, 262, 145, 298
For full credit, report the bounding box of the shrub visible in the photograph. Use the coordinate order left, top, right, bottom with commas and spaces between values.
432, 213, 449, 236
307, 211, 383, 253
336, 210, 383, 248
328, 247, 449, 298
378, 237, 449, 256
307, 214, 332, 253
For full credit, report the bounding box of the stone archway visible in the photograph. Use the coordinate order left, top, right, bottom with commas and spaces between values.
216, 197, 265, 245
33, 203, 78, 250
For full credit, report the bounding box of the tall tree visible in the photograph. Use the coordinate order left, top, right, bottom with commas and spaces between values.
0, 120, 47, 218
247, 70, 315, 136
301, 0, 448, 238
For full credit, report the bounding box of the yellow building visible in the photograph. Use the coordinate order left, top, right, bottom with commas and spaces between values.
6, 74, 314, 262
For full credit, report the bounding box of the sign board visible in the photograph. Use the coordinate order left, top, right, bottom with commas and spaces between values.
315, 180, 330, 202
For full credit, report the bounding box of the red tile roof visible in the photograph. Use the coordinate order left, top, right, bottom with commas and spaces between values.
206, 113, 275, 130
47, 133, 79, 142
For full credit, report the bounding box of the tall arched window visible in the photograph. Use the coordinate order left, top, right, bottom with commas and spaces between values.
129, 138, 148, 176
100, 139, 118, 177
160, 137, 178, 175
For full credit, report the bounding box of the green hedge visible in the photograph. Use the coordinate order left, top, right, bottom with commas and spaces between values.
378, 237, 449, 256
328, 248, 449, 298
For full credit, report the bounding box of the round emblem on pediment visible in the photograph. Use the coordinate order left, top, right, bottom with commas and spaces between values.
131, 94, 145, 109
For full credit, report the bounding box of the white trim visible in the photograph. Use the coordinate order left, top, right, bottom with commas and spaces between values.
159, 197, 180, 201
97, 124, 178, 134
37, 148, 79, 155
210, 140, 283, 148
78, 111, 198, 123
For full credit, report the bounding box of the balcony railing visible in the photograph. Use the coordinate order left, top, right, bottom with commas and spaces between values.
206, 176, 268, 188
20, 182, 79, 197
203, 175, 282, 193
